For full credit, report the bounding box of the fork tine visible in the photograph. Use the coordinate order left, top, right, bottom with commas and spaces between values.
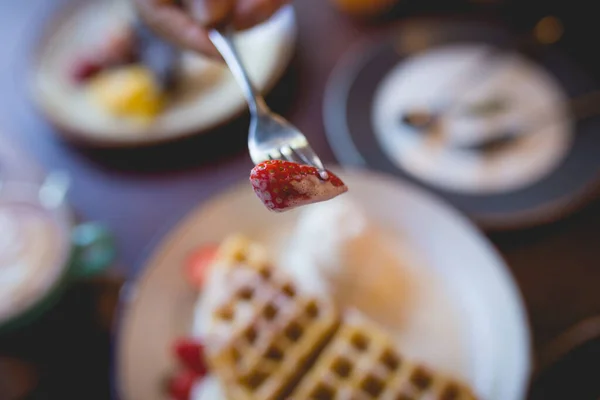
287, 146, 309, 165
290, 145, 325, 171
281, 146, 303, 164
267, 148, 283, 162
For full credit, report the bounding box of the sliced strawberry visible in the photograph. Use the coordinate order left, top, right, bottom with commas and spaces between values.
184, 244, 219, 288
167, 369, 200, 400
173, 337, 207, 374
70, 57, 103, 83
249, 160, 348, 212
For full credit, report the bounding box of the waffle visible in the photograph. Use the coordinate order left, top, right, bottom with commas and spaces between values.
202, 235, 340, 400
291, 311, 477, 400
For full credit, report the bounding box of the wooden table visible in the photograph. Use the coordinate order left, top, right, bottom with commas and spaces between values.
1, 0, 600, 398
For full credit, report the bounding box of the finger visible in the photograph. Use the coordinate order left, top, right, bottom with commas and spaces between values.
231, 0, 290, 30
135, 0, 221, 58
184, 0, 235, 27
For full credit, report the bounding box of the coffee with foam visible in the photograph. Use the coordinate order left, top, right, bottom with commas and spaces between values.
0, 202, 69, 322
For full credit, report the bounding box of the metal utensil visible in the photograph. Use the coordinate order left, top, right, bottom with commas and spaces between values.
208, 27, 327, 177
455, 90, 600, 153
400, 34, 542, 130
133, 17, 180, 91
400, 50, 510, 130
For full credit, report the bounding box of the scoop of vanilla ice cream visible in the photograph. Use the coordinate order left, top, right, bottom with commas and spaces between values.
280, 197, 413, 330
282, 196, 369, 285
191, 376, 224, 400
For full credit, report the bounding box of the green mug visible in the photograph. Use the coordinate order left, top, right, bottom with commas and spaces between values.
0, 172, 116, 334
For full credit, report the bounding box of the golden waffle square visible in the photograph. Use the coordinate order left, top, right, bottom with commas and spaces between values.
201, 235, 340, 400
291, 311, 478, 400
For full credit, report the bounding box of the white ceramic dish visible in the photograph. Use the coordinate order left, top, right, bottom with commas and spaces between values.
115, 168, 531, 400
372, 44, 572, 195
30, 0, 297, 147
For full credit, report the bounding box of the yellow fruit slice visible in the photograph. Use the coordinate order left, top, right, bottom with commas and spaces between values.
88, 65, 165, 122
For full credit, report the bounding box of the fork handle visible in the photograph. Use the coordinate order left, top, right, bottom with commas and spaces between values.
208, 27, 269, 116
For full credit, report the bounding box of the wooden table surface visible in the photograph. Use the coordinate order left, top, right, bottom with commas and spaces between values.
1, 0, 600, 398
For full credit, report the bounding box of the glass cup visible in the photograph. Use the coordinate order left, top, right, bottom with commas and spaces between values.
0, 172, 116, 333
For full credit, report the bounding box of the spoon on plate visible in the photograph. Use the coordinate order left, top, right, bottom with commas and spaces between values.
399, 45, 522, 131
399, 64, 511, 131
453, 89, 600, 154
400, 22, 559, 131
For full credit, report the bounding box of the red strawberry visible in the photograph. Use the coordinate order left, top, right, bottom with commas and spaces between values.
70, 57, 103, 83
184, 244, 219, 288
173, 337, 207, 374
249, 160, 348, 212
167, 369, 200, 400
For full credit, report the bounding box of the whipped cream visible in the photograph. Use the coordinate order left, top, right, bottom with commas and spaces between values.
192, 197, 469, 388
279, 197, 469, 379
191, 376, 223, 400
279, 197, 411, 328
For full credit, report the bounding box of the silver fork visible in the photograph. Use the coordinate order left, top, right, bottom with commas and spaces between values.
208, 27, 328, 179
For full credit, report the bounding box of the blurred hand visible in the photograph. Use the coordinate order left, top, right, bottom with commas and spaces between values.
133, 0, 289, 58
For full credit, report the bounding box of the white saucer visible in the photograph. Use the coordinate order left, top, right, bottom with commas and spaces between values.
372, 44, 572, 195
115, 168, 531, 400
30, 0, 297, 147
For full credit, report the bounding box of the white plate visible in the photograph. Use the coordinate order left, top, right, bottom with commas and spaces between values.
115, 168, 531, 400
372, 44, 572, 195
30, 0, 296, 147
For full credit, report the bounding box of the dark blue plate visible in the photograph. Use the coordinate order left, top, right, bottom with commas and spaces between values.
324, 19, 600, 230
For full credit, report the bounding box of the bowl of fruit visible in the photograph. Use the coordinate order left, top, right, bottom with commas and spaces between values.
29, 0, 297, 148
